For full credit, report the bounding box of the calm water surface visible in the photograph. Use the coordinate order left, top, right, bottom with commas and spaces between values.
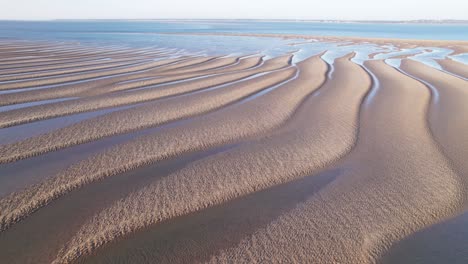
1, 20, 467, 53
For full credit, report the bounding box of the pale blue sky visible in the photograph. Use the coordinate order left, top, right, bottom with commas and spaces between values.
1, 0, 467, 21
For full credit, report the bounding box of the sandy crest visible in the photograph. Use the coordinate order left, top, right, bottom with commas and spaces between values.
0, 55, 275, 129
437, 59, 468, 79
209, 60, 464, 263
0, 55, 321, 234
0, 57, 171, 82
0, 56, 260, 106
0, 56, 214, 91
0, 57, 293, 162
52, 53, 372, 263
1, 39, 467, 263
401, 59, 468, 188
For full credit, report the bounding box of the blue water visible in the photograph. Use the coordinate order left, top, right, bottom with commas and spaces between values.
1, 20, 468, 41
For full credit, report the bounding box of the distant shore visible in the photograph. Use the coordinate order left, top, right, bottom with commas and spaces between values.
48, 18, 468, 25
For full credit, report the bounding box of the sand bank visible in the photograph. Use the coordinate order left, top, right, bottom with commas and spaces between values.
209, 59, 463, 264
0, 39, 467, 263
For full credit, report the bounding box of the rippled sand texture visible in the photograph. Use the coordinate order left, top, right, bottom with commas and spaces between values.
0, 40, 467, 264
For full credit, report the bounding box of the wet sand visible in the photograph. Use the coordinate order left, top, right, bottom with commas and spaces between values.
0, 39, 467, 264
438, 58, 468, 79
209, 59, 463, 263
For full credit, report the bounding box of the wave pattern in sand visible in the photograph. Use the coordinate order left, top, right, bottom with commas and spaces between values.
0, 40, 467, 264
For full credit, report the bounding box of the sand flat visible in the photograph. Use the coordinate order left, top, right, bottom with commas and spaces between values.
0, 55, 262, 105
0, 55, 281, 129
0, 59, 158, 82
53, 53, 372, 263
0, 55, 321, 232
0, 66, 296, 161
0, 39, 467, 264
0, 57, 187, 103
400, 59, 468, 185
209, 59, 463, 263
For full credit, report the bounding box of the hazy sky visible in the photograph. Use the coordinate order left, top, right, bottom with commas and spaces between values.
1, 0, 467, 21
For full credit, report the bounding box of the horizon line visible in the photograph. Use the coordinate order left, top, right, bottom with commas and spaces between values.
1, 18, 468, 24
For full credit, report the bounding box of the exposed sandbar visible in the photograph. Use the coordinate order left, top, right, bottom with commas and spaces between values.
0, 55, 323, 232
209, 60, 463, 263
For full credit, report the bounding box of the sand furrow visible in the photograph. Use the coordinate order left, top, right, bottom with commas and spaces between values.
437, 59, 468, 79
0, 144, 239, 264
0, 66, 296, 161
0, 47, 146, 58
52, 53, 371, 263
0, 60, 154, 83
89, 55, 266, 95
0, 56, 114, 70
0, 56, 140, 75
0, 56, 93, 66
0, 55, 259, 105
0, 57, 213, 91
4, 37, 465, 263
42, 48, 166, 58
0, 51, 119, 61
0, 48, 151, 67
400, 59, 468, 185
0, 57, 162, 82
0, 56, 279, 128
0, 57, 188, 104
208, 60, 463, 264
103, 56, 241, 84
0, 47, 167, 62
2, 51, 99, 58
0, 59, 164, 90
0, 57, 191, 95
0, 55, 324, 233
152, 56, 239, 75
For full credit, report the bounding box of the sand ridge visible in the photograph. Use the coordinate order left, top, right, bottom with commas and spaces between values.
0, 55, 280, 129
0, 57, 173, 82
0, 40, 467, 263
0, 54, 322, 233
0, 60, 295, 162
0, 55, 262, 106
53, 53, 373, 263
209, 60, 464, 263
437, 59, 468, 79
400, 60, 468, 188
0, 56, 214, 91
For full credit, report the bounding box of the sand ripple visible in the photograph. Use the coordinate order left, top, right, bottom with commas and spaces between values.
0, 40, 467, 264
